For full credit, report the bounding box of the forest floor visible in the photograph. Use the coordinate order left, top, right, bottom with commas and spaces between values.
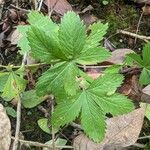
0, 0, 150, 149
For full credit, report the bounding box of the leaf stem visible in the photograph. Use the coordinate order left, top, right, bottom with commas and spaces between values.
0, 60, 60, 70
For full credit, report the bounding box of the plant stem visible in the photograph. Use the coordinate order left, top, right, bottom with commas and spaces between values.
0, 59, 60, 69
12, 96, 21, 150
12, 54, 27, 150
11, 137, 73, 149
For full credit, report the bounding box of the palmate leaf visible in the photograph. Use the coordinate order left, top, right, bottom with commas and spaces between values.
36, 62, 79, 96
126, 43, 150, 85
52, 74, 134, 142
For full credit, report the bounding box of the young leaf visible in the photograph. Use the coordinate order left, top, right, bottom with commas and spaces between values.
36, 62, 79, 96
52, 74, 134, 142
5, 106, 17, 118
37, 118, 58, 134
38, 118, 51, 134
59, 11, 86, 57
1, 72, 27, 100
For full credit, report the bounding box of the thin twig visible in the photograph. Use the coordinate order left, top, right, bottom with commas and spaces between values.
12, 54, 27, 150
10, 4, 30, 13
133, 143, 145, 148
134, 7, 144, 44
71, 122, 82, 129
0, 60, 60, 69
78, 64, 112, 69
38, 0, 44, 11
118, 30, 150, 42
12, 96, 21, 150
48, 0, 59, 17
138, 135, 150, 140
0, 0, 4, 20
11, 137, 74, 149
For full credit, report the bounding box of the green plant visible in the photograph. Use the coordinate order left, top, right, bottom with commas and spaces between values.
126, 42, 150, 85
0, 11, 134, 142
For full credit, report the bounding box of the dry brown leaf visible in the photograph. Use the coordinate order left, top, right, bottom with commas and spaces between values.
73, 107, 145, 150
106, 49, 134, 64
135, 0, 150, 4
142, 5, 150, 15
141, 85, 150, 103
0, 104, 11, 150
80, 13, 98, 27
44, 0, 72, 15
9, 29, 22, 45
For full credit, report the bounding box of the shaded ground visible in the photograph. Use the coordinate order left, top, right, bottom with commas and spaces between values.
0, 0, 150, 149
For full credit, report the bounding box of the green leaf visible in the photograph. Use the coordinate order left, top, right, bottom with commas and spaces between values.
52, 94, 82, 128
27, 26, 57, 62
28, 11, 59, 34
102, 0, 109, 5
84, 22, 108, 50
0, 73, 9, 92
126, 43, 150, 85
126, 53, 144, 67
38, 118, 58, 134
104, 65, 122, 74
81, 95, 106, 142
139, 68, 150, 85
145, 104, 150, 121
143, 43, 150, 66
21, 90, 45, 108
38, 118, 51, 134
52, 74, 134, 142
59, 11, 86, 58
17, 25, 31, 54
18, 11, 59, 56
36, 62, 79, 97
76, 47, 111, 65
89, 74, 123, 94
5, 106, 17, 118
1, 72, 27, 100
